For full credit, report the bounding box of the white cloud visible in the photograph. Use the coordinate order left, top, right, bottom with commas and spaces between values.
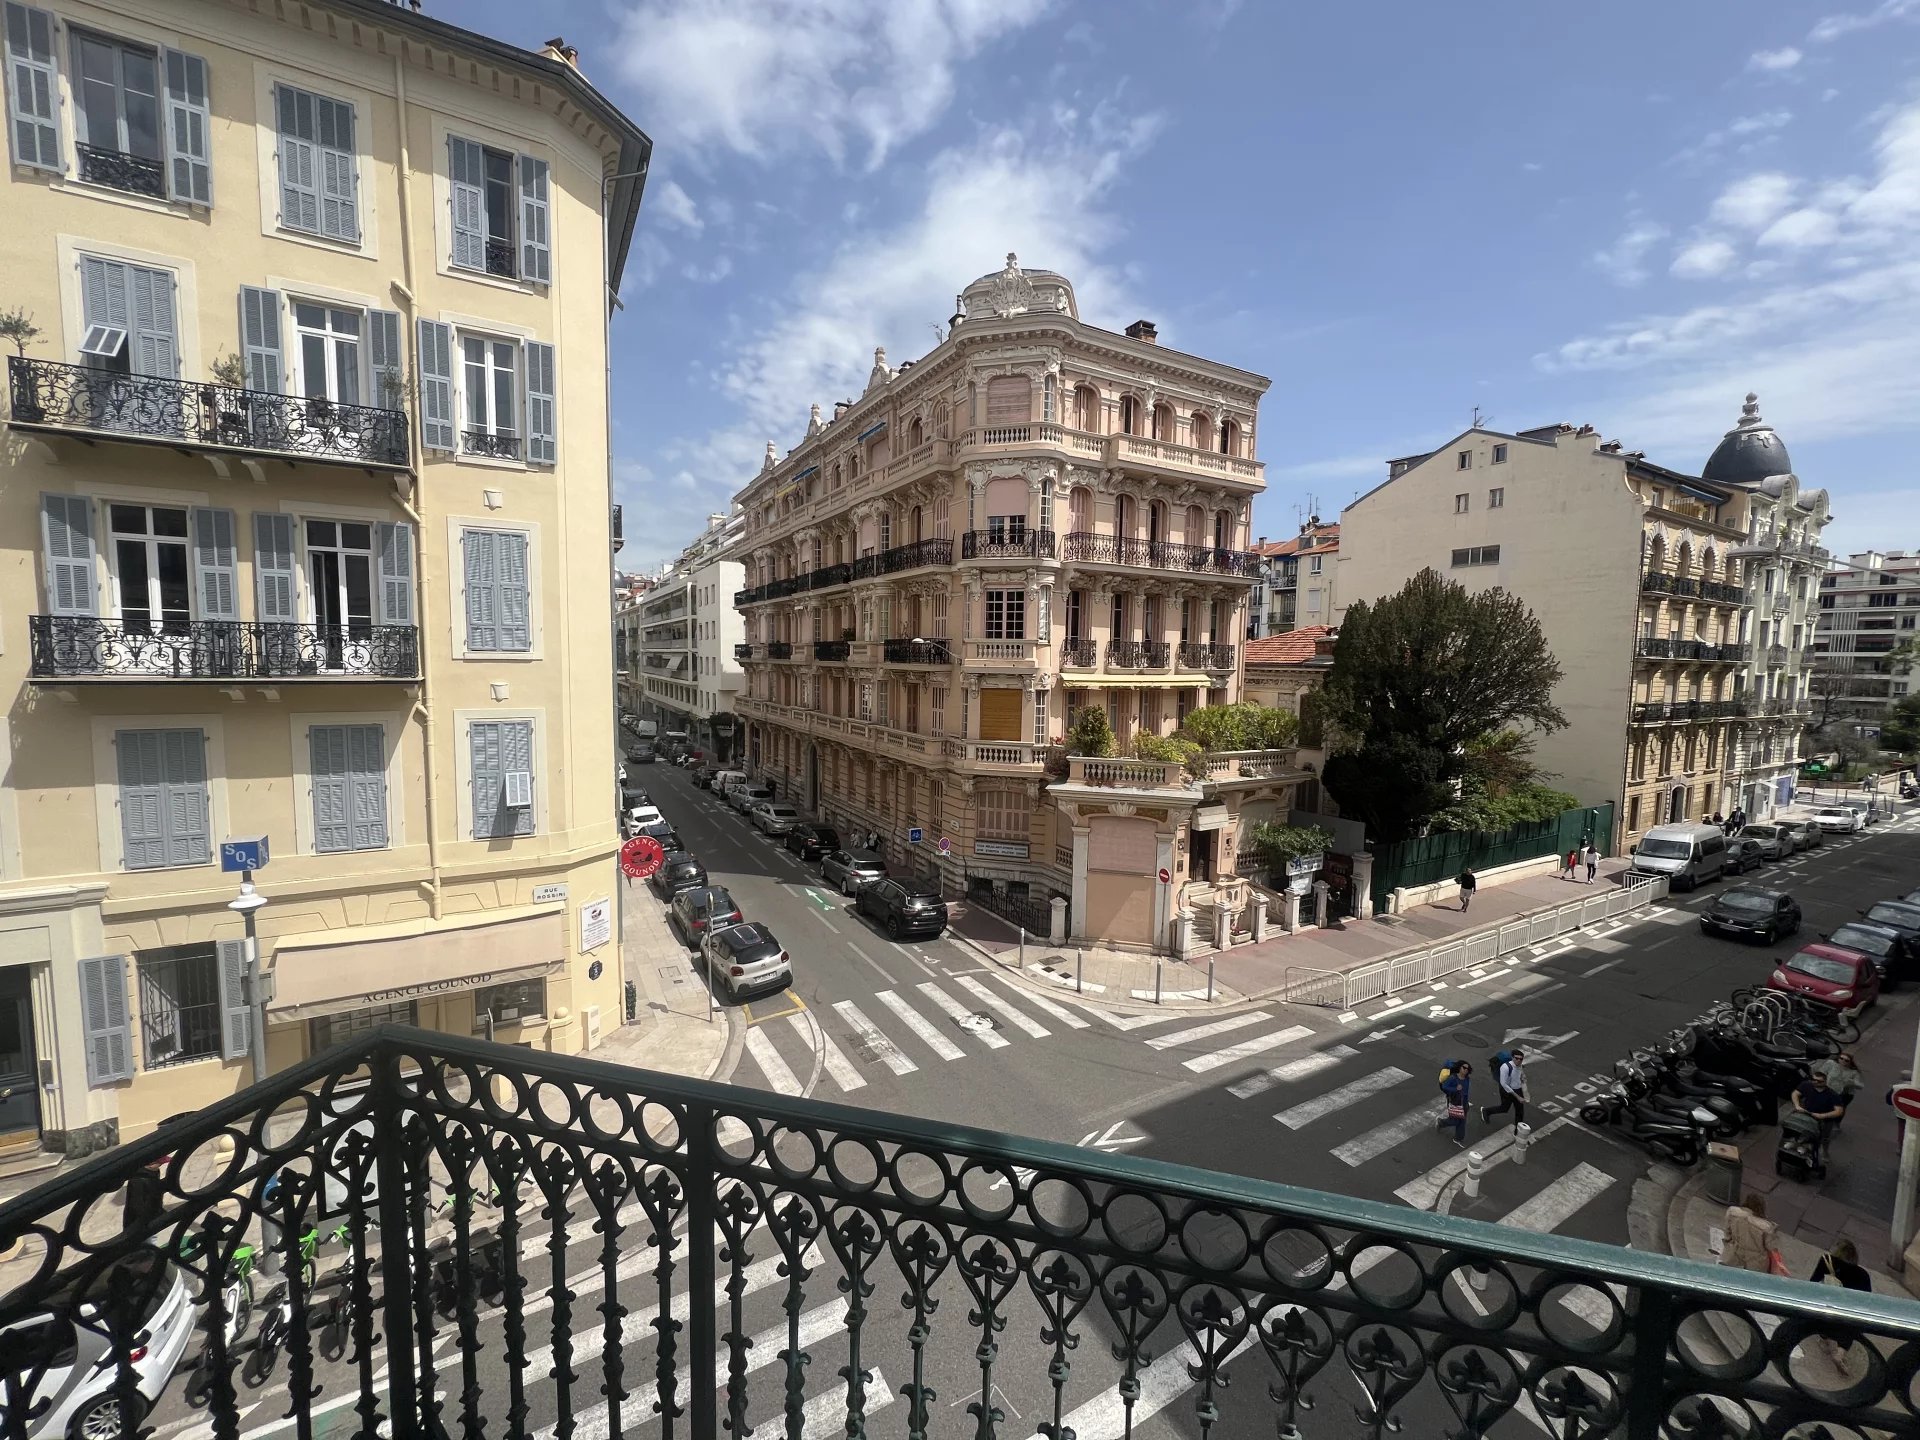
1709, 171, 1799, 230
1757, 206, 1842, 248
1669, 110, 1793, 168
652, 179, 702, 232
1748, 45, 1803, 71
1591, 220, 1669, 286
1728, 110, 1794, 137
1809, 0, 1920, 43
1671, 238, 1739, 279
611, 0, 1054, 169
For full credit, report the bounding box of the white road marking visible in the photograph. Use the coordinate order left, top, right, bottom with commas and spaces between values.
1184, 1025, 1315, 1075
831, 1001, 917, 1075
1143, 1011, 1270, 1050
1332, 1101, 1447, 1166
917, 980, 1011, 1048
843, 941, 894, 983
1083, 1005, 1173, 1031
956, 974, 1051, 1037
875, 988, 967, 1060
1499, 1161, 1616, 1233
744, 1026, 805, 1096
1226, 1045, 1357, 1100
1273, 1067, 1412, 1130
1395, 1115, 1575, 1210
796, 1013, 865, 1092
989, 973, 1090, 1028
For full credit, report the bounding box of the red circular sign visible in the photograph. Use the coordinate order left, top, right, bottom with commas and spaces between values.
1157, 867, 1172, 884
1893, 1086, 1920, 1122
620, 835, 666, 879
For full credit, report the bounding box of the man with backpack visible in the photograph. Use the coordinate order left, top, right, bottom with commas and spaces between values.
1482, 1048, 1528, 1128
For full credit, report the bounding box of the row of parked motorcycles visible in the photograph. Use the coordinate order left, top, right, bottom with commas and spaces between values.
1577, 989, 1846, 1168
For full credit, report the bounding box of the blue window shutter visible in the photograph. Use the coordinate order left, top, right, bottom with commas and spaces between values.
275, 84, 320, 233
518, 154, 550, 283
81, 256, 130, 355
368, 309, 403, 409
376, 521, 413, 626
78, 955, 133, 1085
349, 725, 388, 850
40, 493, 97, 617
127, 265, 178, 379
116, 730, 168, 870
470, 721, 502, 838
416, 319, 454, 451
499, 531, 531, 651
253, 512, 297, 621
163, 49, 212, 205
319, 143, 358, 241
239, 287, 284, 395
464, 529, 498, 650
524, 341, 556, 464
191, 508, 240, 620
160, 729, 210, 867
310, 724, 351, 853
448, 137, 485, 270
216, 938, 251, 1061
503, 721, 534, 836
4, 2, 60, 172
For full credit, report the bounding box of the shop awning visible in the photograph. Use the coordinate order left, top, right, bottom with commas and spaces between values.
265, 906, 565, 1021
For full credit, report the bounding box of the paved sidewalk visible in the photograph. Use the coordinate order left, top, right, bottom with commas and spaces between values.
610, 873, 733, 1086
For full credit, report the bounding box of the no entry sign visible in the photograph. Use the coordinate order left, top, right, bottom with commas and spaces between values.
620, 835, 666, 879
1892, 1085, 1920, 1122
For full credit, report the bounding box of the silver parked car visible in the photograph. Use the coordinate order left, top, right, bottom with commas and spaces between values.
750, 802, 801, 836
1740, 823, 1795, 861
1787, 818, 1823, 850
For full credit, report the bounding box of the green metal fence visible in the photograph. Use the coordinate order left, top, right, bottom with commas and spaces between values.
1368, 801, 1614, 911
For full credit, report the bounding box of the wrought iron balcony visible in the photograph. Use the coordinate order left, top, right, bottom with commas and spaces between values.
734, 643, 755, 660
7, 357, 411, 469
1106, 639, 1170, 669
882, 638, 953, 665
0, 1026, 1907, 1440
766, 575, 807, 600
28, 616, 420, 682
850, 537, 953, 580
813, 639, 850, 661
961, 527, 1057, 560
734, 584, 767, 606
1061, 532, 1260, 577
810, 561, 854, 590
484, 236, 517, 279
461, 428, 521, 461
766, 641, 794, 660
1060, 638, 1096, 667
76, 141, 166, 197
1178, 641, 1237, 669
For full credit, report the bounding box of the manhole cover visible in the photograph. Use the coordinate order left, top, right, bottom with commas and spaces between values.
956, 1013, 997, 1033
1452, 1028, 1490, 1048
853, 1041, 882, 1064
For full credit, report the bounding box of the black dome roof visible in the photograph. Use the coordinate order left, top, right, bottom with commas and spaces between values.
1702, 393, 1793, 484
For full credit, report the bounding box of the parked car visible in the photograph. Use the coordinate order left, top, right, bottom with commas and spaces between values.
616, 762, 627, 786
1825, 920, 1917, 987
785, 823, 841, 861
728, 783, 775, 814
708, 771, 746, 800
1628, 822, 1726, 890
621, 783, 653, 808
1740, 823, 1795, 862
1811, 806, 1863, 834
0, 1252, 198, 1440
648, 852, 709, 900
631, 820, 684, 851
1724, 836, 1768, 874
751, 802, 802, 836
820, 848, 888, 895
1768, 942, 1881, 1017
700, 921, 792, 1001
624, 804, 664, 834
630, 744, 656, 765
669, 886, 744, 950
1787, 819, 1823, 850
855, 879, 949, 940
689, 764, 714, 788
1854, 901, 1920, 982
1699, 886, 1801, 943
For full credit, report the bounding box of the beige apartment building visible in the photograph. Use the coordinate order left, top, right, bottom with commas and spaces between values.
1339, 416, 1784, 849
731, 257, 1306, 950
0, 0, 647, 1154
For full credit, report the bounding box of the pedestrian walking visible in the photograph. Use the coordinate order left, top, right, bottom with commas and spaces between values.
1719, 1193, 1780, 1273
1794, 1072, 1847, 1160
1457, 867, 1478, 912
1439, 1060, 1473, 1146
1810, 1238, 1872, 1291
1817, 1052, 1863, 1124
1562, 848, 1579, 881
1582, 842, 1599, 884
1482, 1048, 1528, 1127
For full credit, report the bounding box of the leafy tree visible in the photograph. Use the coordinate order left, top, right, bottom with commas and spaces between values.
1175, 701, 1299, 752
1133, 732, 1203, 772
1881, 695, 1920, 756
1318, 568, 1567, 843
1065, 706, 1115, 758
1247, 822, 1335, 879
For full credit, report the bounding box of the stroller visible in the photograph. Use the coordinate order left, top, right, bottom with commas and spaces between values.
1776, 1109, 1826, 1180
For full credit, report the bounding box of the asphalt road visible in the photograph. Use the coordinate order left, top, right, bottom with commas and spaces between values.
139, 779, 1919, 1440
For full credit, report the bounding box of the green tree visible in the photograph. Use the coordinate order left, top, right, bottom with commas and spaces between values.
1065, 706, 1116, 757
1319, 568, 1567, 843
1881, 695, 1920, 756
1246, 822, 1335, 880
1175, 701, 1299, 752
1132, 731, 1203, 772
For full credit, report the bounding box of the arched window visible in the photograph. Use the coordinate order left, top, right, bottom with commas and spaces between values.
907, 416, 924, 449
1151, 403, 1175, 441
1676, 541, 1693, 578
879, 511, 893, 550
1184, 504, 1205, 546
1115, 494, 1136, 538
1213, 509, 1231, 549
1120, 394, 1140, 435
1148, 500, 1166, 545
1069, 486, 1092, 533
1646, 535, 1666, 574
1701, 548, 1717, 585
1220, 419, 1239, 455
911, 505, 924, 543
1190, 411, 1213, 450
1074, 385, 1100, 432
934, 402, 950, 438
1043, 373, 1057, 422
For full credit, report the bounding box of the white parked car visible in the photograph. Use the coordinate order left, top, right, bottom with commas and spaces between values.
1811, 806, 1863, 834
752, 802, 801, 836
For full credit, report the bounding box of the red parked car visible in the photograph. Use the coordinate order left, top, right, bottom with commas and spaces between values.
1766, 942, 1882, 1017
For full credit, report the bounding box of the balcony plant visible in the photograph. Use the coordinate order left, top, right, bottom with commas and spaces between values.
1175, 700, 1298, 753
1065, 706, 1116, 758
1133, 731, 1203, 774
0, 306, 44, 355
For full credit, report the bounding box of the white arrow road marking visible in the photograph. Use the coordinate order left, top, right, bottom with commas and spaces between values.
1503, 1026, 1581, 1052
1083, 1121, 1144, 1153
1359, 1025, 1405, 1044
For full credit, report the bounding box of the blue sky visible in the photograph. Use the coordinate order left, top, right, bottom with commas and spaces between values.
461, 0, 1920, 570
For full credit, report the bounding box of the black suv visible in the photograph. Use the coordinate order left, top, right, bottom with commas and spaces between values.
785, 824, 841, 862
820, 848, 887, 895
1699, 887, 1801, 944
648, 852, 709, 901
669, 885, 743, 950
856, 879, 948, 940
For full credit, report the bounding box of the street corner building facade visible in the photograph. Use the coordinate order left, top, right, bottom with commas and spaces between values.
728, 256, 1310, 954
0, 0, 648, 1154
624, 512, 747, 763
1335, 394, 1829, 852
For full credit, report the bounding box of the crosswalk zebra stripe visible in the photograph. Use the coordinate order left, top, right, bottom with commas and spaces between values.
955, 974, 1051, 1037
1499, 1162, 1615, 1232
796, 1013, 865, 1092
988, 972, 1090, 1028
745, 1025, 806, 1096
1272, 1067, 1411, 1130
832, 1000, 918, 1075
792, 1367, 894, 1440
1143, 1011, 1270, 1050
1394, 1114, 1576, 1210
1331, 1100, 1447, 1167
1183, 1025, 1314, 1075
916, 981, 1011, 1048
1084, 1005, 1172, 1031
875, 989, 966, 1061
1226, 1045, 1357, 1100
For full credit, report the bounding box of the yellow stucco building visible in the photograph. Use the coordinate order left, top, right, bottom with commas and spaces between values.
0, 0, 648, 1154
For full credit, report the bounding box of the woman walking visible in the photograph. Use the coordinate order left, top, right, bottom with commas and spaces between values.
1719, 1193, 1780, 1273
1440, 1060, 1473, 1147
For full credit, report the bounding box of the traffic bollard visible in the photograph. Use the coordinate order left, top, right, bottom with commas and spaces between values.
1155, 961, 1163, 1005
1019, 928, 1026, 966
1207, 957, 1216, 1004
1076, 949, 1084, 993
1512, 1121, 1532, 1165
1462, 1148, 1487, 1199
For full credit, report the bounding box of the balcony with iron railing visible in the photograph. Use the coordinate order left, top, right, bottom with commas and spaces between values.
1178, 641, 1237, 670
766, 641, 794, 660
881, 638, 953, 665
961, 528, 1057, 561
27, 616, 420, 682
1630, 698, 1749, 724
7, 357, 410, 469
1060, 532, 1260, 578
1060, 638, 1097, 668
812, 639, 850, 661
734, 643, 756, 661
852, 537, 953, 580
1106, 638, 1170, 670
2, 1027, 1903, 1440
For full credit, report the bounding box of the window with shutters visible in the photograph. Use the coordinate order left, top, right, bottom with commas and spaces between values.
447, 136, 550, 284
310, 724, 388, 852
75, 253, 177, 381
461, 527, 533, 654
977, 785, 1030, 839
68, 29, 164, 196
292, 302, 363, 405
275, 84, 358, 241
470, 718, 536, 838
304, 519, 373, 660
135, 944, 221, 1067
459, 332, 520, 459
107, 504, 191, 630
115, 727, 210, 869
983, 376, 1030, 431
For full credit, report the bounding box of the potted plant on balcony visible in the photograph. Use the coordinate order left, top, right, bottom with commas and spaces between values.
1133, 731, 1203, 776
1, 307, 45, 421
207, 352, 254, 445
1066, 706, 1116, 759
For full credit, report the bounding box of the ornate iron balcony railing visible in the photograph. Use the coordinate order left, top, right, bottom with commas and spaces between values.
2, 1026, 1906, 1440
1179, 641, 1237, 669
28, 616, 420, 682
461, 428, 521, 460
1060, 638, 1096, 667
1107, 639, 1170, 669
484, 237, 517, 279
882, 638, 953, 664
76, 141, 166, 197
813, 640, 850, 661
734, 643, 755, 660
7, 357, 411, 468
766, 641, 794, 659
1061, 531, 1260, 576
810, 561, 854, 590
961, 527, 1057, 560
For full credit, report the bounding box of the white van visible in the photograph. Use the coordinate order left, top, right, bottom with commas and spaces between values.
1629, 822, 1727, 891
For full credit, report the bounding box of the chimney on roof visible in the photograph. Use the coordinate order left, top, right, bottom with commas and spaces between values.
832, 401, 850, 421
541, 37, 579, 69
1124, 319, 1158, 344
1257, 535, 1267, 546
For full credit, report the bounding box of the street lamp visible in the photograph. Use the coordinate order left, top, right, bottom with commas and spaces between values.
227, 874, 269, 1082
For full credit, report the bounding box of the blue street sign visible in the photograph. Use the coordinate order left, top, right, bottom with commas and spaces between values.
221, 836, 270, 873
907, 827, 924, 845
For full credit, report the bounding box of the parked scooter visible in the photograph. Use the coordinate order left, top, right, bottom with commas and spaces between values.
1647, 1030, 1772, 1125
1614, 1062, 1744, 1140
1578, 1085, 1712, 1165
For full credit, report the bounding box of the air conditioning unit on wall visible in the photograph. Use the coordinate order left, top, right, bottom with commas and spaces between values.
583, 1004, 602, 1049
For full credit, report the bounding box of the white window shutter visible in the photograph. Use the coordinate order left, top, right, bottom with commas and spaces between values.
448, 137, 485, 270
376, 521, 414, 626
518, 154, 550, 283
191, 507, 240, 621
4, 2, 60, 172
40, 493, 97, 617
78, 955, 133, 1084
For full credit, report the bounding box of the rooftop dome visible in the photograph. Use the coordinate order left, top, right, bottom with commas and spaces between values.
1702, 392, 1793, 485
956, 253, 1077, 324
